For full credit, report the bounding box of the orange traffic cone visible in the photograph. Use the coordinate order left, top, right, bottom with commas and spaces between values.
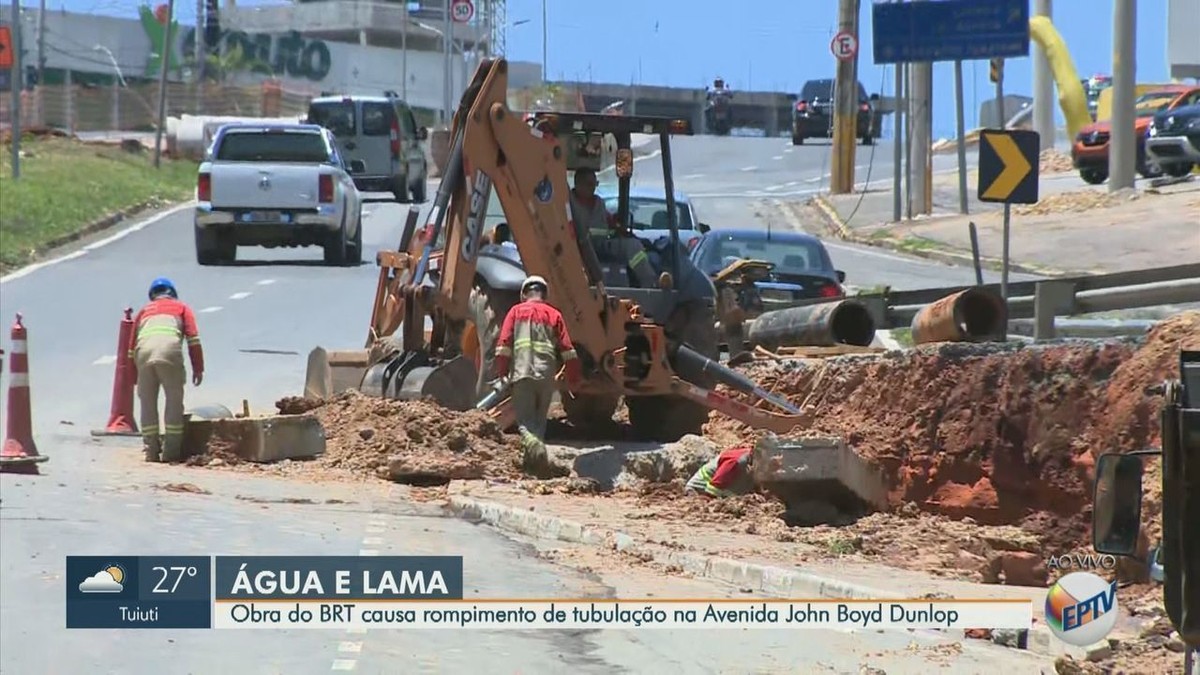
1, 314, 49, 474
92, 308, 139, 437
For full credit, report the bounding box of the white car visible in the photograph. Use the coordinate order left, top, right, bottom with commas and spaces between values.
194, 124, 364, 266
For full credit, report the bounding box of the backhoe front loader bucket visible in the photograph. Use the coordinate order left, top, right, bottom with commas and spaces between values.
304, 347, 372, 400
360, 354, 479, 411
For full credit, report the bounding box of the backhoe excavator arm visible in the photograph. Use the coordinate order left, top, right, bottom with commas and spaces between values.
446, 59, 611, 366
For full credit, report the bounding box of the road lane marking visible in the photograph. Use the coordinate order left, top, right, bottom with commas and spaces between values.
1, 202, 197, 285
772, 155, 784, 160
228, 292, 251, 300
199, 306, 223, 313
358, 549, 379, 557
680, 173, 705, 180
92, 355, 117, 366
740, 165, 757, 171
361, 537, 384, 546
765, 184, 789, 192
338, 642, 364, 654
331, 660, 357, 671
255, 279, 276, 286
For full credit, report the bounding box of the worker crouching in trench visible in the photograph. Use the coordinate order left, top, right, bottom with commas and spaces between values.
685, 446, 756, 498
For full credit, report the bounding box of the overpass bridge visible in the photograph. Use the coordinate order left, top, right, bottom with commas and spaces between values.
552, 80, 900, 136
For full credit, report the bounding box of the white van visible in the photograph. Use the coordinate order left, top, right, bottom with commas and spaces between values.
306, 93, 430, 203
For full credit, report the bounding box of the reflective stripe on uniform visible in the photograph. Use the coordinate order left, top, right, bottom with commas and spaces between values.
513, 337, 558, 356
186, 336, 201, 346
560, 349, 578, 362
686, 459, 736, 498
142, 429, 161, 438
163, 424, 185, 436
629, 250, 649, 268
139, 326, 183, 340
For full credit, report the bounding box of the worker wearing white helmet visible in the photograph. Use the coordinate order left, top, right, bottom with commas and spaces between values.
494, 275, 583, 477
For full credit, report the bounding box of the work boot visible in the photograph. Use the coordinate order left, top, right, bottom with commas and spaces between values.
143, 438, 162, 463
161, 436, 184, 464
519, 428, 551, 478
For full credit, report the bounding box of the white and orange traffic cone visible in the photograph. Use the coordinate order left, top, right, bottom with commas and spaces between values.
92, 308, 139, 437
1, 314, 49, 474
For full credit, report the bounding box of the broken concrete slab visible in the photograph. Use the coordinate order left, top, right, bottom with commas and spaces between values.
752, 434, 888, 522
566, 435, 720, 490
183, 415, 325, 463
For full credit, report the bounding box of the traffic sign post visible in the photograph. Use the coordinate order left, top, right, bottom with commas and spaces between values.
4, 15, 19, 180
830, 31, 858, 62
872, 0, 1030, 64
450, 0, 474, 23
978, 128, 1040, 304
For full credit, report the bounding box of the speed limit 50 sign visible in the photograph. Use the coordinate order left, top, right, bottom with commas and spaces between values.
451, 0, 475, 23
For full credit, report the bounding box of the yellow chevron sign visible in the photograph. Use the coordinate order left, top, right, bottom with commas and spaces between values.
978, 129, 1040, 204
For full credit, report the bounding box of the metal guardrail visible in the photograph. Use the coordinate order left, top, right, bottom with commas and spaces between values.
779, 264, 1200, 340
884, 263, 1200, 338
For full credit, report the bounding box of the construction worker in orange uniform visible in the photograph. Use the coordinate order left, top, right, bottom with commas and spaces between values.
494, 275, 583, 476
128, 278, 204, 463
685, 446, 756, 498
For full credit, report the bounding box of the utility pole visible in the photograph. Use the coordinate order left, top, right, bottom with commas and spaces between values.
892, 57, 903, 222
995, 59, 1009, 301
36, 0, 45, 88
911, 60, 931, 215
829, 0, 859, 195
954, 60, 968, 214
401, 13, 408, 101
904, 64, 912, 219
153, 0, 175, 168
9, 0, 21, 180
193, 0, 204, 83
540, 0, 547, 82
1109, 0, 1137, 191
443, 0, 452, 124
1032, 0, 1054, 150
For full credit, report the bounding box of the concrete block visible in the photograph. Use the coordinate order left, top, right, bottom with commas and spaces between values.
752, 434, 889, 520
182, 415, 325, 463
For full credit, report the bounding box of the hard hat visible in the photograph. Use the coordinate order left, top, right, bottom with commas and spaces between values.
148, 277, 178, 299
521, 275, 548, 295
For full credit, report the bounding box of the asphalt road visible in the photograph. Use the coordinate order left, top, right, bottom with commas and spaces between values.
0, 134, 1055, 673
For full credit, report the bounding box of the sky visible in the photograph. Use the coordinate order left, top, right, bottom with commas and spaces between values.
39, 0, 1186, 137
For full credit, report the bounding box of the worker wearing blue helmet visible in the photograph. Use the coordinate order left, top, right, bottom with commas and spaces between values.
128, 277, 205, 462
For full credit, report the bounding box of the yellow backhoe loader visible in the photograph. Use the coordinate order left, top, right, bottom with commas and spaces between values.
304, 58, 808, 442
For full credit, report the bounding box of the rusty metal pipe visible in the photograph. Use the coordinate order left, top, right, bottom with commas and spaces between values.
910, 287, 1008, 344
746, 299, 877, 350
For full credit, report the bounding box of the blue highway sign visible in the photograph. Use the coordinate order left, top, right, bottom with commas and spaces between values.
872, 0, 1030, 64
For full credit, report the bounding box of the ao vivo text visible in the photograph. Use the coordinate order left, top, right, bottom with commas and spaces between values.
1046, 553, 1119, 572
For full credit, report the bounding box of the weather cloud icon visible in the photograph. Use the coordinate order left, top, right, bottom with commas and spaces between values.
79, 565, 125, 593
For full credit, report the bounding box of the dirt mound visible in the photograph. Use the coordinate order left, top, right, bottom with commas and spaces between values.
704, 312, 1200, 556
276, 396, 325, 415
276, 390, 523, 484
1039, 148, 1075, 174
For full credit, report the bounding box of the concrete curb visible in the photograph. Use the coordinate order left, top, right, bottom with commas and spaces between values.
445, 494, 1085, 661
808, 194, 1075, 278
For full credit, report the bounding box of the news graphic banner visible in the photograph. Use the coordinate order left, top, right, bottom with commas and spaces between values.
66, 556, 1035, 631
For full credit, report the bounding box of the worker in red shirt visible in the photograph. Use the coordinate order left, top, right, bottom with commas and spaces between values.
128, 277, 204, 463
494, 275, 583, 477
685, 446, 756, 498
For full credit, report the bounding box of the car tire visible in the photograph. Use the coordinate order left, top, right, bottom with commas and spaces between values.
411, 177, 428, 204
195, 226, 234, 266
1165, 162, 1194, 178
1138, 160, 1163, 179
792, 135, 804, 146
861, 134, 874, 146
1080, 168, 1108, 185
348, 215, 363, 265
324, 225, 349, 266
391, 175, 409, 203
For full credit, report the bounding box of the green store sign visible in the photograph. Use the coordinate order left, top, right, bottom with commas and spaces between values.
139, 4, 333, 82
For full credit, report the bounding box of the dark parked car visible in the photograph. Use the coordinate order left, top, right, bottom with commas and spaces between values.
690, 228, 846, 303
791, 78, 881, 146
1145, 102, 1200, 178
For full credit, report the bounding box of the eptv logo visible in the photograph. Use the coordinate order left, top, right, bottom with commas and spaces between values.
1045, 572, 1119, 646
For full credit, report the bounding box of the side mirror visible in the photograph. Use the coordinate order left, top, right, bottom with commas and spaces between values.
349, 160, 366, 174
417, 127, 429, 141
1092, 452, 1146, 556
698, 222, 711, 234
836, 270, 846, 283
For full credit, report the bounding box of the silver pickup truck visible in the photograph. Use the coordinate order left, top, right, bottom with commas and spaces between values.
194, 123, 364, 266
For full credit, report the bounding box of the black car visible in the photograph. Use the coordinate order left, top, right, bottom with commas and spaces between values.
690, 228, 846, 306
791, 78, 881, 146
1145, 102, 1200, 178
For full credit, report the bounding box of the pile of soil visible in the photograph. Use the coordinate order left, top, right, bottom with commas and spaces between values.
1039, 148, 1075, 174
704, 312, 1200, 558
280, 390, 523, 485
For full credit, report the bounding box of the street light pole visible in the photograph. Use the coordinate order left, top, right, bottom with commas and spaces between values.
541, 0, 547, 81
153, 0, 175, 168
